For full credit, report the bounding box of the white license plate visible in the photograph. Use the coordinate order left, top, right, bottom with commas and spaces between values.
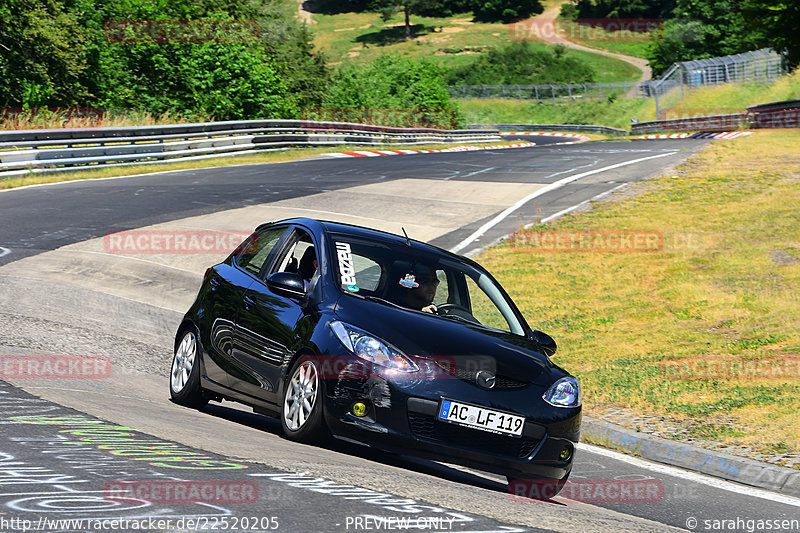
437, 399, 524, 437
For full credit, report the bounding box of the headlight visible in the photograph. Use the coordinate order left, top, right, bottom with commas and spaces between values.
543, 376, 581, 407
329, 321, 419, 373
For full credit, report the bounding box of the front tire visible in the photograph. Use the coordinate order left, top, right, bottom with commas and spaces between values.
281, 357, 326, 442
170, 329, 208, 409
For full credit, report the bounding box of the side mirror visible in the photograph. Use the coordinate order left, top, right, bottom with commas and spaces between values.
531, 329, 557, 357
266, 271, 306, 300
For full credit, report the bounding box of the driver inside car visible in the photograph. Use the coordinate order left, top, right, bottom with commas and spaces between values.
398, 264, 440, 314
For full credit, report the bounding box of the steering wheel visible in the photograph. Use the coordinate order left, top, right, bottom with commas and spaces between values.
436, 303, 480, 324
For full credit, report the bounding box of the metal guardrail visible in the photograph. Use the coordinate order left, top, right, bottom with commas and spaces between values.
0, 120, 502, 177
630, 114, 748, 134
630, 99, 800, 133
472, 123, 627, 135
747, 99, 800, 129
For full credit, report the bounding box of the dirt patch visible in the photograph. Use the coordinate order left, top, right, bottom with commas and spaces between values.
441, 26, 465, 34
771, 250, 798, 265
417, 36, 450, 44
433, 50, 482, 56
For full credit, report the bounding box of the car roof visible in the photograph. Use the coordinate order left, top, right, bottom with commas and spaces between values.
255, 217, 480, 267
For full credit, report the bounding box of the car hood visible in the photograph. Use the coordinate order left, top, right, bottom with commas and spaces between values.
333, 295, 564, 386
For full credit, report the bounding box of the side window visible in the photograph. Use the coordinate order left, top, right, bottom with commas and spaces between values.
274, 230, 317, 283
464, 276, 512, 332
432, 270, 450, 306
236, 228, 285, 277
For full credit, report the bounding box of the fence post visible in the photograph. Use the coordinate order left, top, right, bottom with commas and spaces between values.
551, 85, 556, 105
535, 86, 539, 102
655, 89, 660, 121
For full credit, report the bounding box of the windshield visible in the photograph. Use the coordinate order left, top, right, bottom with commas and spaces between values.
328, 233, 526, 336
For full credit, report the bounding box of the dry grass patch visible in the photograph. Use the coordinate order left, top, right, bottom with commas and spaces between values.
476, 130, 800, 458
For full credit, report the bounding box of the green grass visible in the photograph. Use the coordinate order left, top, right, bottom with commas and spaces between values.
555, 19, 653, 59
311, 10, 642, 83
476, 130, 800, 454
456, 97, 654, 129
457, 68, 800, 128
661, 69, 800, 118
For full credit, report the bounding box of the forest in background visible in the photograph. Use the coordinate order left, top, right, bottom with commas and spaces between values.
0, 0, 796, 125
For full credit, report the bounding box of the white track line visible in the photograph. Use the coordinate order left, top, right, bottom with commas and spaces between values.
580, 443, 800, 507
0, 247, 10, 258
450, 152, 678, 254
540, 182, 629, 224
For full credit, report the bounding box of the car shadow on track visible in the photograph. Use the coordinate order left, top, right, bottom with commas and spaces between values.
200, 402, 520, 497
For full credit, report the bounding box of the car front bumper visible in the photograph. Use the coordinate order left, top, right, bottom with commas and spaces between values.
323, 364, 581, 480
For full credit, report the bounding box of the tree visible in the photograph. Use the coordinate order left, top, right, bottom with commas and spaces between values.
471, 0, 544, 23
563, 0, 676, 19
368, 0, 425, 40
56, 0, 325, 119
744, 0, 800, 70
323, 54, 460, 128
447, 41, 595, 84
645, 0, 765, 76
0, 0, 88, 107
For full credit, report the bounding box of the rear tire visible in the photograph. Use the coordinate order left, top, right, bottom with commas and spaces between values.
281, 357, 326, 442
170, 329, 208, 409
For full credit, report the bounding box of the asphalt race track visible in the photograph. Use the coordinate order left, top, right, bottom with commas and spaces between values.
2, 138, 800, 532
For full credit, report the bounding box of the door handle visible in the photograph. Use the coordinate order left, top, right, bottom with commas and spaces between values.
244, 295, 256, 309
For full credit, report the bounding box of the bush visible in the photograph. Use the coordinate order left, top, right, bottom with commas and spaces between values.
447, 41, 596, 85
471, 0, 544, 23
322, 55, 461, 128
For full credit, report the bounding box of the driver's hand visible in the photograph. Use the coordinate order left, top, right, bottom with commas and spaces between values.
421, 304, 438, 314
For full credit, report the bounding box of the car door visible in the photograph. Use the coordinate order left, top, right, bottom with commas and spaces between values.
230, 227, 318, 405
209, 226, 287, 392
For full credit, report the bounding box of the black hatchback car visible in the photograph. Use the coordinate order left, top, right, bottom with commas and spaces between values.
169, 218, 581, 494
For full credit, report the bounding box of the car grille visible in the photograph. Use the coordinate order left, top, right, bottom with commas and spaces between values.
407, 413, 539, 459
433, 363, 528, 390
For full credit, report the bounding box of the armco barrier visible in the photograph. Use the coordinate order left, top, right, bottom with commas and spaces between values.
0, 120, 502, 178
630, 114, 747, 134
747, 99, 800, 129
631, 99, 800, 134
471, 124, 627, 135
